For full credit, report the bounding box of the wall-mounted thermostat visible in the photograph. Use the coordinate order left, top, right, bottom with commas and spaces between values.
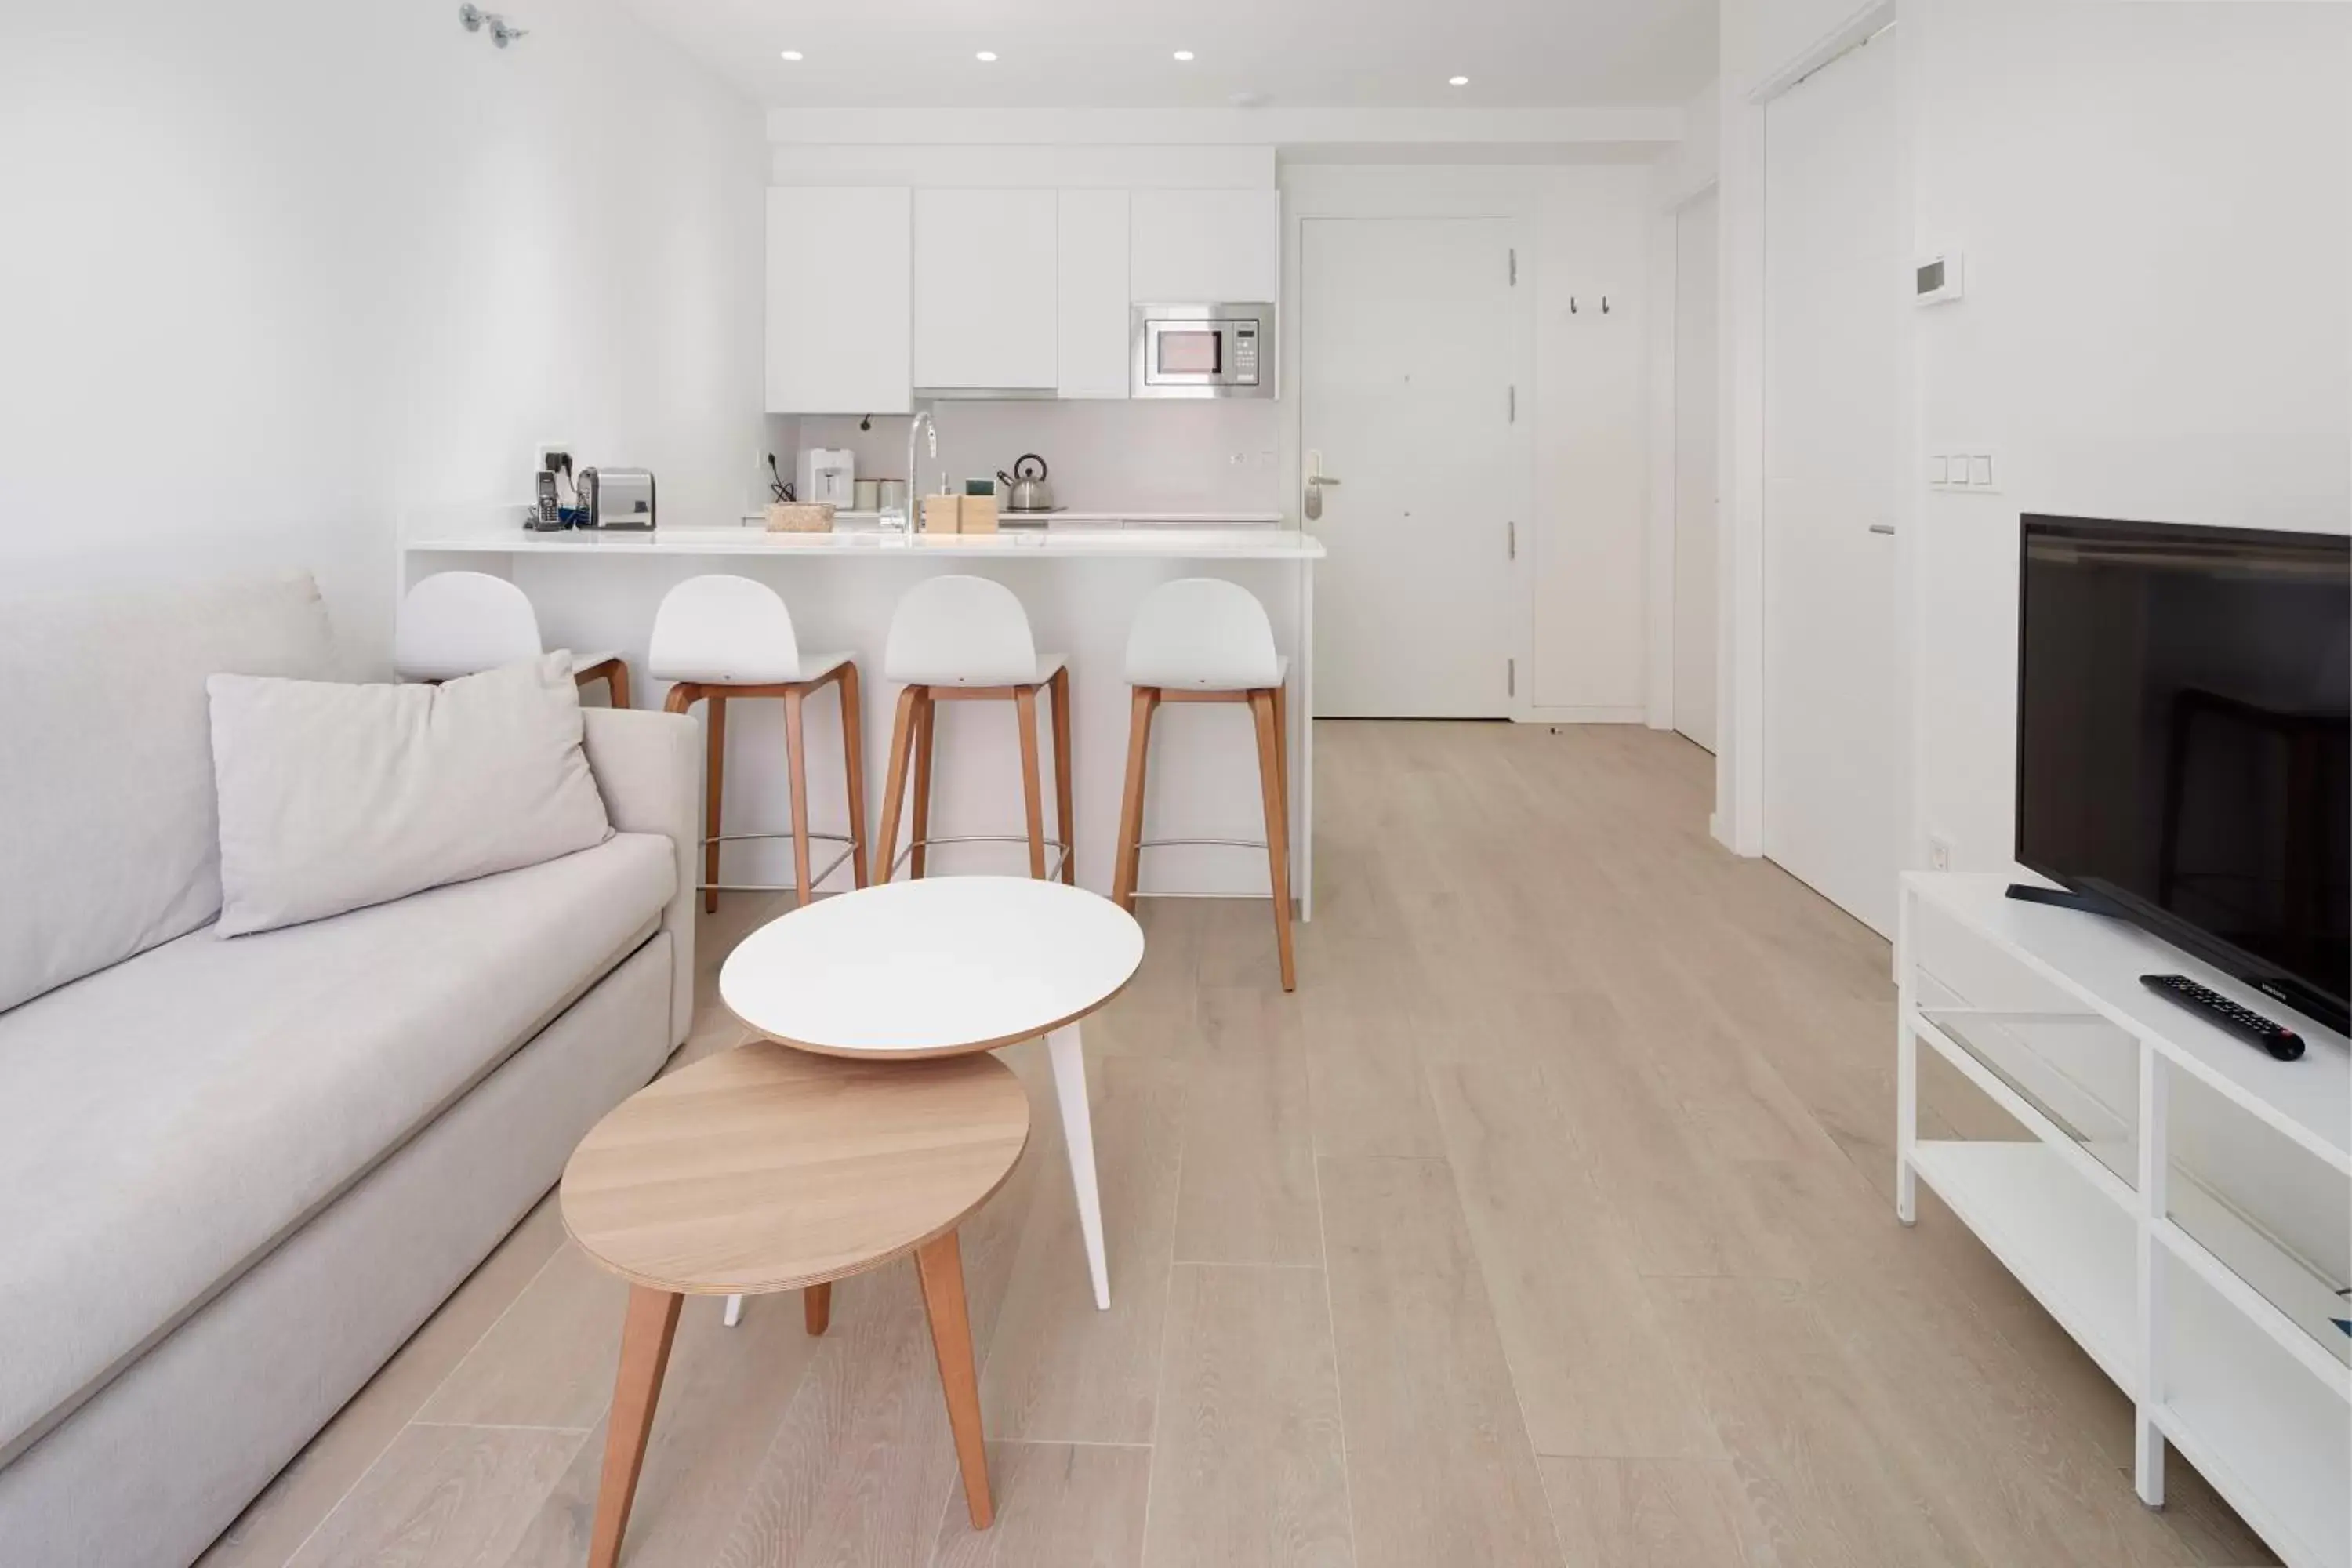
1915, 252, 1965, 306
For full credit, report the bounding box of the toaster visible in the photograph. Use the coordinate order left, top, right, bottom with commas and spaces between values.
580, 467, 655, 531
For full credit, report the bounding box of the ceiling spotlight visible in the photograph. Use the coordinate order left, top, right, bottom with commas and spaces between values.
975, 49, 998, 61
779, 49, 803, 60
1173, 49, 1195, 61
1448, 74, 1470, 86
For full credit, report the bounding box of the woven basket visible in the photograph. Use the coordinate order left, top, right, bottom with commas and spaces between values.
765, 502, 835, 533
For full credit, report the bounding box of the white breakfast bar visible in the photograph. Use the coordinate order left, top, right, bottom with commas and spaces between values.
399, 521, 1323, 913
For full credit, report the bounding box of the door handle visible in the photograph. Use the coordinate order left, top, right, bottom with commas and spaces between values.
1304, 452, 1343, 521
1868, 522, 1896, 535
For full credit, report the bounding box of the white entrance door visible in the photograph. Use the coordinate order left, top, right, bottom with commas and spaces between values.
1301, 217, 1522, 717
1763, 28, 1904, 936
1673, 187, 1721, 751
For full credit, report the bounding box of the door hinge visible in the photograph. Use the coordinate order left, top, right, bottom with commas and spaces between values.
1508, 385, 1517, 423
1507, 658, 1516, 699
1508, 248, 1518, 286
1507, 520, 1516, 561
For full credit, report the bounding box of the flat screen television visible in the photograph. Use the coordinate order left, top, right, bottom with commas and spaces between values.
2016, 514, 2350, 1036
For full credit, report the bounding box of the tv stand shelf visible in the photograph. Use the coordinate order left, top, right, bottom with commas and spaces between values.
1897, 873, 2351, 1568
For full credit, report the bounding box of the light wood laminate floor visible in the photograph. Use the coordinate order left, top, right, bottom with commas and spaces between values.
198, 723, 2276, 1568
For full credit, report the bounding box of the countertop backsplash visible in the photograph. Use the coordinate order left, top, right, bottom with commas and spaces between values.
799, 399, 1283, 517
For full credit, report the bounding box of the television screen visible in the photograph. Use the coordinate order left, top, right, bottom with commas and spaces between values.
2016, 515, 2351, 1027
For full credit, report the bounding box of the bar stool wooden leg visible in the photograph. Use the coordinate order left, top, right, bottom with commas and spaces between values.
1270, 680, 1291, 836
873, 687, 920, 884
1049, 666, 1076, 886
914, 1232, 993, 1530
1250, 689, 1298, 992
703, 694, 728, 913
1111, 688, 1159, 912
837, 664, 870, 889
909, 688, 937, 880
575, 658, 632, 712
804, 1282, 832, 1336
588, 1285, 682, 1568
1015, 686, 1047, 880
783, 686, 815, 907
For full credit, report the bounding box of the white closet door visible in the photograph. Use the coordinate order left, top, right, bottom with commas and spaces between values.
1673, 186, 1721, 752
1763, 29, 1904, 936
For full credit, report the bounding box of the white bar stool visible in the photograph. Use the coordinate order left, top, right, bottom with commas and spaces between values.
394, 571, 631, 709
873, 575, 1074, 886
649, 575, 867, 913
1111, 578, 1296, 990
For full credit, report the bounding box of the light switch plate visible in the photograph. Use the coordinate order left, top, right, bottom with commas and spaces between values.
1926, 449, 1999, 491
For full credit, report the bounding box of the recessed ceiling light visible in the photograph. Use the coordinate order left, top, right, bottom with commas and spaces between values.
1448, 74, 1470, 86
779, 49, 803, 60
975, 49, 998, 62
1173, 49, 1195, 61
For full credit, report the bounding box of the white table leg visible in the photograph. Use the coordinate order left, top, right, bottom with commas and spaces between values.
1047, 1024, 1111, 1310
722, 1293, 744, 1328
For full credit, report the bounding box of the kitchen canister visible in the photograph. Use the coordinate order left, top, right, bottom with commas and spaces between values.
854, 478, 881, 511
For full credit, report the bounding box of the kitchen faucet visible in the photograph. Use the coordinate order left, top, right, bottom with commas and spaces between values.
892, 406, 937, 532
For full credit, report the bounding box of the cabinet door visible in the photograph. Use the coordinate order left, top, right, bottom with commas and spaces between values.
914, 188, 1058, 390
766, 187, 911, 414
1129, 189, 1280, 303
1057, 189, 1131, 399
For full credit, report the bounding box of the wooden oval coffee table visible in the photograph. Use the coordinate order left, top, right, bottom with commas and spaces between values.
561, 1040, 1029, 1566
719, 875, 1145, 1314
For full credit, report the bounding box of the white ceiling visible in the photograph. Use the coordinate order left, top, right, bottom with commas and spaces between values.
624, 0, 1717, 111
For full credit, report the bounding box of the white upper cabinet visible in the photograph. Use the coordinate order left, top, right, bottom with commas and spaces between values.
767, 187, 911, 414
913, 188, 1058, 391
1129, 189, 1280, 303
1056, 190, 1131, 400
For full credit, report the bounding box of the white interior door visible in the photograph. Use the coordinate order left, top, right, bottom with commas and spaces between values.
1303, 217, 1520, 718
1763, 29, 1903, 936
1673, 187, 1721, 752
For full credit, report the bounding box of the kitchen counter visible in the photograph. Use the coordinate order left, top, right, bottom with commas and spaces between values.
400, 518, 1319, 913
800, 510, 1287, 529
405, 525, 1321, 561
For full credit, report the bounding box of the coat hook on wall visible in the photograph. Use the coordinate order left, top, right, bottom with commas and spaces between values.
459, 4, 528, 45
1569, 297, 1578, 314
1601, 296, 1611, 314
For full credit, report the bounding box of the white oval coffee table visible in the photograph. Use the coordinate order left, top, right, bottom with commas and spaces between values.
719, 876, 1145, 1315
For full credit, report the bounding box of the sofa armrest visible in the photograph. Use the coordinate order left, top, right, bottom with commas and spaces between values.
580, 708, 698, 1047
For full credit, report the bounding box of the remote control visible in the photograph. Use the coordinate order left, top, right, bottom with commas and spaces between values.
2140, 975, 2305, 1062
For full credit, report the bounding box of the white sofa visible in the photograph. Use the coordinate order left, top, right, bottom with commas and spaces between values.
0, 574, 699, 1567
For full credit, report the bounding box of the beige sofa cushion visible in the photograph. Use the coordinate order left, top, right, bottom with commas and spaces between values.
0, 831, 675, 1464
0, 574, 339, 1013
208, 654, 612, 935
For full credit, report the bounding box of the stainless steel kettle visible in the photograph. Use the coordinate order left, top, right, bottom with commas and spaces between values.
996, 453, 1054, 513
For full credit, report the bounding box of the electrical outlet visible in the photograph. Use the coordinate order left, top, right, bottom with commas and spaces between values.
1928, 833, 1955, 873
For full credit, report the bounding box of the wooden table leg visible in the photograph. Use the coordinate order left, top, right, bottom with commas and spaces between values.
589, 1286, 683, 1568
914, 1232, 993, 1530
804, 1282, 832, 1335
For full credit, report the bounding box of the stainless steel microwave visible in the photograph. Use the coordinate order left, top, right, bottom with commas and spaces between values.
1131, 303, 1276, 399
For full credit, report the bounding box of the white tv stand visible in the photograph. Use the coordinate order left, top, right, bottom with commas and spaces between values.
1896, 873, 2351, 1568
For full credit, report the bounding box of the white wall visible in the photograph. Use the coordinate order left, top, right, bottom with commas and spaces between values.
800, 402, 1284, 514
0, 0, 771, 665
1279, 164, 1655, 720
1909, 0, 2352, 872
